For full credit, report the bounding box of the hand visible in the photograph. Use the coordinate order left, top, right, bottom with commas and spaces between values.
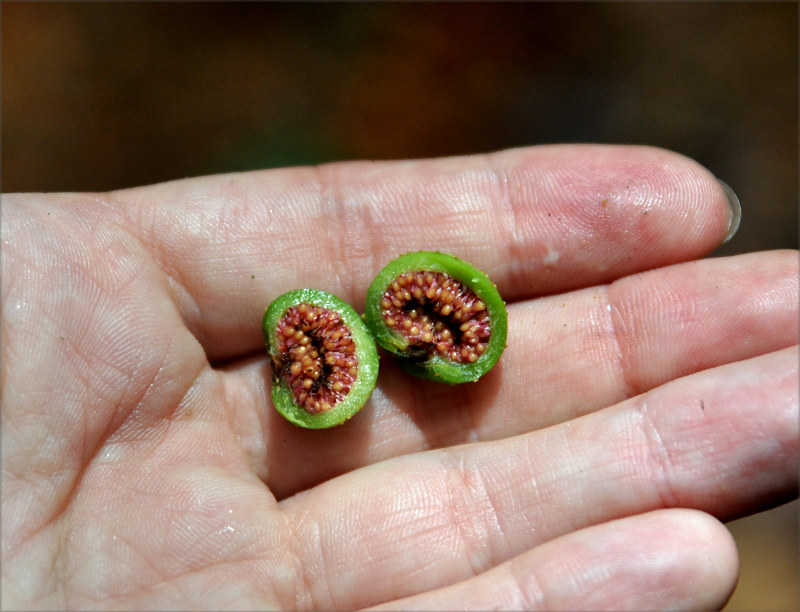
3, 144, 797, 610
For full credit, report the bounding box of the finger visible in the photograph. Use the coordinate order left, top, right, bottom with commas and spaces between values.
112, 144, 733, 360
278, 347, 797, 609
227, 251, 798, 498
369, 509, 738, 611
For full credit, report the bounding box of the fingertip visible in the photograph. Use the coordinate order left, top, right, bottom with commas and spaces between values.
668, 508, 740, 610
526, 508, 741, 611
489, 144, 738, 296
640, 146, 736, 257
633, 509, 740, 610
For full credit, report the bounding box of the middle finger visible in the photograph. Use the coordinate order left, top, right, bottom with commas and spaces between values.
226, 250, 797, 497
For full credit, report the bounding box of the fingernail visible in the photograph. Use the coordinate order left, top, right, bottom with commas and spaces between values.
718, 180, 741, 244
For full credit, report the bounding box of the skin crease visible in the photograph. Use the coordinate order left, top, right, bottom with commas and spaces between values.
1, 144, 797, 610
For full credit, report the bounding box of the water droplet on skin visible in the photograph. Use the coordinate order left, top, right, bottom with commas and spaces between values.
542, 247, 560, 266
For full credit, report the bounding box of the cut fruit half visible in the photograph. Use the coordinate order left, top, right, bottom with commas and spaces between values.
263, 289, 379, 428
365, 251, 507, 384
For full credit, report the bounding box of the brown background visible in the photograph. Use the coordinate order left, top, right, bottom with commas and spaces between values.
3, 2, 797, 609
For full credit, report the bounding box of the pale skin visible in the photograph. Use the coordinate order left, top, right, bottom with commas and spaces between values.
2, 144, 797, 610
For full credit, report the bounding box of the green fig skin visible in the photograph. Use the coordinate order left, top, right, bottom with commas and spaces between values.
263, 289, 379, 429
364, 251, 507, 384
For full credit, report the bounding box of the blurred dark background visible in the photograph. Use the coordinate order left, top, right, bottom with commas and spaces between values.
3, 2, 797, 609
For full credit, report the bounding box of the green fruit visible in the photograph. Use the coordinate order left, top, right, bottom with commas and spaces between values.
263, 289, 378, 428
364, 251, 507, 384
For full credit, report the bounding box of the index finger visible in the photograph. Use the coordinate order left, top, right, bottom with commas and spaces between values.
112, 144, 734, 361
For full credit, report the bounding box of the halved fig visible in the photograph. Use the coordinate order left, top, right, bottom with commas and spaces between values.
365, 251, 507, 384
263, 289, 378, 428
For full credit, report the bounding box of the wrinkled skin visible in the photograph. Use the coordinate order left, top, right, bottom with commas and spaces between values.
2, 145, 797, 610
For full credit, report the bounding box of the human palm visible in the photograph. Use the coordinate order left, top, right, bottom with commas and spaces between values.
3, 145, 797, 610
